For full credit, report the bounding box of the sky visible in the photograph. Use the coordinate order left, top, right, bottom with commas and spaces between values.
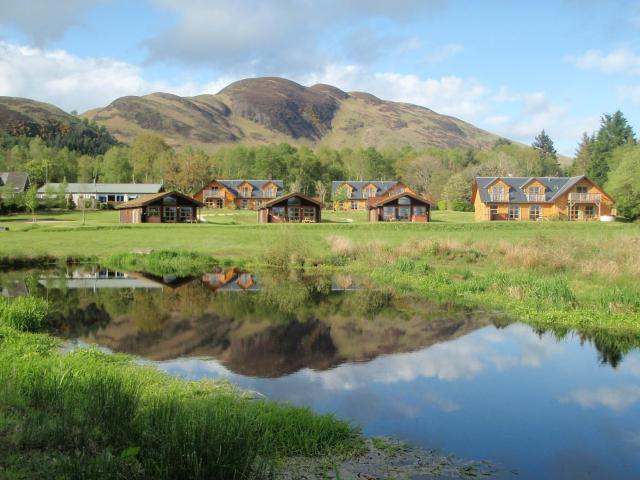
1, 0, 639, 155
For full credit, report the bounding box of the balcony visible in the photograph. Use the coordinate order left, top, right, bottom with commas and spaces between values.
489, 194, 509, 202
203, 189, 223, 198
568, 193, 601, 203
526, 194, 546, 202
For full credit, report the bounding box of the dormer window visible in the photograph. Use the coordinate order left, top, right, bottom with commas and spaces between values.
576, 186, 588, 194
240, 187, 251, 197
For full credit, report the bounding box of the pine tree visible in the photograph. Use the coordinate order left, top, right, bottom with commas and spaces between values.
571, 132, 591, 175
587, 111, 636, 185
532, 130, 560, 175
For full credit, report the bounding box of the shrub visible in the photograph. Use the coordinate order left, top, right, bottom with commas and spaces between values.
0, 296, 48, 331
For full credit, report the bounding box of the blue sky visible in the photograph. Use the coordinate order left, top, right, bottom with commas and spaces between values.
1, 0, 639, 155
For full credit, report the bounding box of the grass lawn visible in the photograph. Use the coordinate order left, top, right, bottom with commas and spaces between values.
1, 208, 639, 333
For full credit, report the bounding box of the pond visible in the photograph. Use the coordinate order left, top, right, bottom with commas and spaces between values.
3, 266, 640, 479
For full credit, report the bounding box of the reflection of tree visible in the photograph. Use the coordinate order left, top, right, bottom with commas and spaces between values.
132, 290, 169, 332
533, 325, 640, 368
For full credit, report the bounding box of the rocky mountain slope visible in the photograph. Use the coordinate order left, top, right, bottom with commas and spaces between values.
82, 77, 501, 150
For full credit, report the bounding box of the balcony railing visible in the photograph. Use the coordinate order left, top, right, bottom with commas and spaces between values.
489, 194, 509, 202
203, 189, 223, 198
568, 193, 601, 203
526, 194, 546, 202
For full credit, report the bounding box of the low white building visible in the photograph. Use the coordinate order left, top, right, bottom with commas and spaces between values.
37, 182, 164, 205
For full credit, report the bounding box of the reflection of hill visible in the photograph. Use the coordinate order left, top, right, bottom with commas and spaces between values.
83, 295, 493, 377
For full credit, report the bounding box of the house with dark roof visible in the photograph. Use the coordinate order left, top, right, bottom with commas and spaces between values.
37, 182, 164, 206
331, 181, 414, 210
472, 176, 615, 221
0, 172, 30, 195
257, 192, 323, 223
115, 191, 204, 224
193, 179, 285, 210
367, 191, 433, 222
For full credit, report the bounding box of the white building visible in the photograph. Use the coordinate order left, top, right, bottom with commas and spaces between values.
37, 183, 164, 205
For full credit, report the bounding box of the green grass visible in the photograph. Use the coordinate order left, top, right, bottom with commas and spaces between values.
0, 297, 363, 479
103, 250, 220, 278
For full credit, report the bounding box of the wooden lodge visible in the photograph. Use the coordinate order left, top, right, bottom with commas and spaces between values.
116, 191, 204, 224
367, 191, 432, 222
472, 175, 615, 221
331, 180, 414, 210
194, 179, 285, 210
257, 193, 323, 223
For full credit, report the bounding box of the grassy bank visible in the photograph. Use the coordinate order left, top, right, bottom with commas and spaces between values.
0, 297, 362, 479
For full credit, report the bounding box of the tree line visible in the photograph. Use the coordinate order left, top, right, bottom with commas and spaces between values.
1, 110, 638, 218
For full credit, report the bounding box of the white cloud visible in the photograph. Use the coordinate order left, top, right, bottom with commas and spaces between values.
303, 64, 490, 117
617, 85, 640, 104
565, 48, 640, 75
0, 0, 107, 44
425, 43, 464, 63
0, 41, 234, 112
559, 386, 640, 412
146, 0, 447, 73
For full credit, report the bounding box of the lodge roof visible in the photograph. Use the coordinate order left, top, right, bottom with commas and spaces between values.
367, 191, 434, 208
0, 172, 29, 193
115, 191, 204, 209
259, 192, 323, 208
37, 183, 164, 195
473, 176, 606, 203
199, 179, 285, 198
331, 180, 400, 199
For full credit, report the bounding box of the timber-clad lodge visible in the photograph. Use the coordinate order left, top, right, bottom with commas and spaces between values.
30, 175, 614, 224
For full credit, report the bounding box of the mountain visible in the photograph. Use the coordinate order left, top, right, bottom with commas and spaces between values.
82, 77, 501, 150
0, 96, 118, 154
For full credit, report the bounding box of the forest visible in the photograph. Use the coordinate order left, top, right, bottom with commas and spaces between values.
0, 111, 638, 218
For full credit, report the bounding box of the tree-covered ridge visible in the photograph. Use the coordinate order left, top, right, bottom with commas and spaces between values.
0, 118, 118, 156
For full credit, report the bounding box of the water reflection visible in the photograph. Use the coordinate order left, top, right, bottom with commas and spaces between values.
2, 267, 640, 478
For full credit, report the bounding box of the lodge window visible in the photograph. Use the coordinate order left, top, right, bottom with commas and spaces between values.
288, 207, 301, 222
576, 186, 588, 194
529, 187, 540, 195
489, 204, 498, 216
303, 207, 316, 221
414, 206, 426, 216
147, 206, 160, 217
163, 206, 177, 222
584, 205, 595, 219
179, 207, 193, 221
351, 201, 359, 210
240, 199, 248, 209
397, 206, 411, 220
240, 188, 251, 197
272, 206, 285, 217
265, 188, 276, 198
397, 196, 411, 205
207, 198, 223, 209
163, 196, 177, 205
508, 205, 520, 220
570, 205, 580, 220
287, 197, 301, 205
363, 188, 376, 198
115, 195, 124, 202
529, 205, 541, 221
383, 206, 395, 220
98, 195, 107, 203
255, 200, 263, 207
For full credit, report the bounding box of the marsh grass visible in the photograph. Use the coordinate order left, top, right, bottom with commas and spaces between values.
0, 296, 48, 331
0, 298, 363, 479
104, 250, 218, 278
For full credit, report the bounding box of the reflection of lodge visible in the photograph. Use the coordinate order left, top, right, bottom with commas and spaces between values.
202, 269, 259, 291
257, 193, 323, 223
38, 269, 164, 291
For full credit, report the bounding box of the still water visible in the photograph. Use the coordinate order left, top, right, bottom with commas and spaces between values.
3, 267, 640, 479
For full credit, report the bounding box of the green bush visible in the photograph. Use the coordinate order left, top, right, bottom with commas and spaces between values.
0, 296, 48, 331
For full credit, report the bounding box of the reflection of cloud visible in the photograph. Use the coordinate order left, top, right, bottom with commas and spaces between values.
559, 386, 640, 412
423, 392, 460, 413
621, 356, 640, 376
153, 324, 564, 395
